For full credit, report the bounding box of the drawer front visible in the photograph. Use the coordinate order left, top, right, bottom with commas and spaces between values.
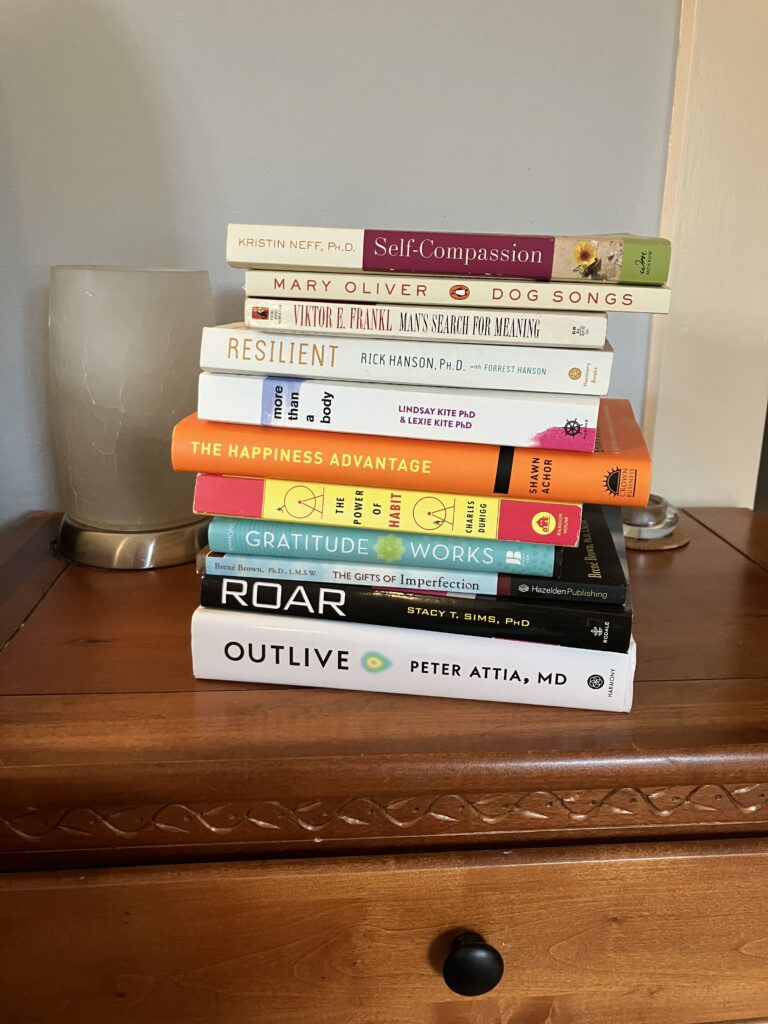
2, 841, 768, 1024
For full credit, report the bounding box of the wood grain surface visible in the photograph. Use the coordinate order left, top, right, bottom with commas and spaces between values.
687, 507, 768, 571
3, 840, 768, 1024
1, 510, 768, 864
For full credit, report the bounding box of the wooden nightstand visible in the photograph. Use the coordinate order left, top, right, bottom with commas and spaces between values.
1, 509, 768, 1023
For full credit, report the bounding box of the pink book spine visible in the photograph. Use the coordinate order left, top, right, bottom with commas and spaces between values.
195, 474, 265, 518
362, 229, 556, 279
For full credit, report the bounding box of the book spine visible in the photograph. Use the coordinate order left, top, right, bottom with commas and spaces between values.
243, 270, 672, 314
201, 575, 632, 652
202, 575, 632, 652
201, 327, 613, 395
228, 225, 670, 284
192, 607, 636, 712
244, 299, 608, 348
197, 373, 600, 452
499, 575, 627, 605
193, 475, 582, 546
207, 518, 557, 577
172, 399, 652, 507
205, 554, 506, 597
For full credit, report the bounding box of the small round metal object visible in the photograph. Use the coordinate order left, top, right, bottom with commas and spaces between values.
442, 931, 504, 997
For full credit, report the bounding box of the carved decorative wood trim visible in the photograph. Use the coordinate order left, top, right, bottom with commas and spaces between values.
3, 782, 768, 850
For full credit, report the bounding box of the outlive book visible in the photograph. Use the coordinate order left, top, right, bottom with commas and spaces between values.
192, 609, 635, 712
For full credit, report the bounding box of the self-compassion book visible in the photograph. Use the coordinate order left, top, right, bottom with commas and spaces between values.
227, 224, 670, 285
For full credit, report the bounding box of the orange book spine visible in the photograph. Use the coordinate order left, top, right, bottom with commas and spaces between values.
171, 399, 650, 506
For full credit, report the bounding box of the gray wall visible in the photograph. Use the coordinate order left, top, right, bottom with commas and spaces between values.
0, 0, 680, 527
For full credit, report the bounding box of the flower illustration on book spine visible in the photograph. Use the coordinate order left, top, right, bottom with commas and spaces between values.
374, 535, 406, 563
362, 652, 392, 673
573, 239, 602, 279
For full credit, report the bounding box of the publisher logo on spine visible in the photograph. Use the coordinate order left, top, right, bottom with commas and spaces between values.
252, 306, 269, 320
602, 466, 637, 499
531, 512, 556, 536
587, 674, 605, 689
449, 284, 471, 301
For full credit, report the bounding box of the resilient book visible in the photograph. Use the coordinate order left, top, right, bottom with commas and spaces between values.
201, 324, 614, 394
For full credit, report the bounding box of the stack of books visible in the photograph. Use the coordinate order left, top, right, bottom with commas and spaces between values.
171, 223, 671, 712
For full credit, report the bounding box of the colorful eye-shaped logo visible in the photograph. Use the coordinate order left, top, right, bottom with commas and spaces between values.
449, 284, 470, 301
361, 652, 392, 673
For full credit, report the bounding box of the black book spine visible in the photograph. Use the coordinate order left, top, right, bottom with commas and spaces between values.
200, 575, 633, 653
499, 576, 627, 604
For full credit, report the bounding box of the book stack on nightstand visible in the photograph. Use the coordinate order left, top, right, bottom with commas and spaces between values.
171, 223, 671, 712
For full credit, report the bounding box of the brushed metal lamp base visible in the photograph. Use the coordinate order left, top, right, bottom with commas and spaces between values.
56, 515, 209, 570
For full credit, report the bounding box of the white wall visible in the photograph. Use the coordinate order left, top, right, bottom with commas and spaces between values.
0, 0, 679, 527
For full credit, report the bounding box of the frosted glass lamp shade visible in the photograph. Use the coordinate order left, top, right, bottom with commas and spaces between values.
48, 266, 213, 559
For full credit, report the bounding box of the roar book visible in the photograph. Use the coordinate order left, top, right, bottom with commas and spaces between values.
193, 475, 582, 546
200, 574, 632, 653
228, 224, 671, 284
191, 609, 635, 712
245, 299, 608, 347
197, 373, 600, 452
201, 325, 614, 394
245, 271, 672, 314
172, 398, 651, 506
206, 518, 557, 576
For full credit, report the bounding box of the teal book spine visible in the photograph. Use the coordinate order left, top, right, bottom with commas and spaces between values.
207, 518, 555, 577
205, 554, 503, 597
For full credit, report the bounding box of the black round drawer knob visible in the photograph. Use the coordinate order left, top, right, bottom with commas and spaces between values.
442, 930, 504, 996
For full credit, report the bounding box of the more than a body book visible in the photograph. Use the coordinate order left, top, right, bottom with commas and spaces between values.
228, 224, 671, 284
244, 270, 672, 314
201, 324, 614, 394
193, 475, 582, 546
197, 373, 601, 452
172, 398, 651, 506
200, 574, 633, 653
244, 299, 608, 348
206, 518, 557, 576
191, 608, 636, 712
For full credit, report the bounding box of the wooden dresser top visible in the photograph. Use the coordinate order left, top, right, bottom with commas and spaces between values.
1, 508, 767, 868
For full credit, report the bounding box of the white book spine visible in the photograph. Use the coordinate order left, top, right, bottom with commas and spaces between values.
197, 372, 601, 451
244, 270, 672, 314
192, 608, 635, 712
200, 325, 613, 395
244, 298, 607, 348
205, 553, 501, 596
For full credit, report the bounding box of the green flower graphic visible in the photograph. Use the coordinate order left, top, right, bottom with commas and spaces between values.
361, 652, 392, 673
373, 535, 406, 563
